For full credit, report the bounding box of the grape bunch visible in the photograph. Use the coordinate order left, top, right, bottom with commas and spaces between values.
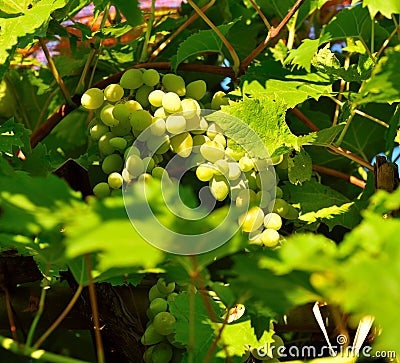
141, 278, 185, 363
81, 68, 299, 247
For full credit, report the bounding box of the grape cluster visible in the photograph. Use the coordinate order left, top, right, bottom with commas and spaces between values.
141, 278, 185, 363
81, 68, 299, 247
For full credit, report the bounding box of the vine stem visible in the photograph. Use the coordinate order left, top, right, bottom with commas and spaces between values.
0, 335, 91, 363
186, 0, 240, 74
140, 0, 156, 62
312, 164, 366, 189
0, 284, 18, 342
248, 0, 271, 29
240, 0, 308, 72
85, 253, 105, 363
150, 0, 216, 60
38, 38, 74, 106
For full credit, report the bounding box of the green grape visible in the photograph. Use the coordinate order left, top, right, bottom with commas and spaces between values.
126, 154, 145, 178
162, 92, 182, 114
136, 85, 153, 108
149, 285, 167, 301
125, 100, 143, 112
227, 162, 241, 180
256, 190, 271, 208
238, 156, 254, 172
200, 140, 225, 163
276, 154, 288, 169
102, 154, 123, 174
186, 114, 201, 131
152, 166, 167, 179
269, 198, 289, 216
191, 116, 208, 135
192, 135, 209, 150
166, 115, 186, 134
104, 83, 124, 102
112, 103, 130, 121
149, 297, 168, 316
271, 154, 284, 165
162, 73, 186, 96
166, 334, 185, 349
214, 159, 229, 176
153, 312, 176, 335
157, 278, 176, 294
235, 189, 257, 208
245, 171, 258, 190
196, 163, 215, 181
239, 206, 265, 233
108, 172, 123, 189
151, 342, 173, 363
150, 118, 166, 136
225, 147, 244, 161
141, 324, 164, 345
211, 90, 229, 110
109, 137, 127, 151
209, 175, 229, 201
147, 134, 170, 154
181, 98, 200, 119
206, 122, 223, 140
143, 69, 160, 87
120, 69, 143, 89
253, 158, 270, 172
81, 88, 104, 110
186, 79, 206, 100
260, 229, 280, 247
154, 107, 167, 118
142, 156, 155, 172
111, 117, 131, 136
280, 204, 299, 220
256, 169, 275, 191
213, 133, 226, 148
122, 169, 133, 183
149, 90, 165, 107
130, 109, 153, 132
98, 132, 115, 155
275, 186, 283, 199
263, 212, 282, 230
143, 345, 155, 363
170, 132, 193, 158
100, 104, 119, 127
90, 123, 109, 140
93, 182, 110, 198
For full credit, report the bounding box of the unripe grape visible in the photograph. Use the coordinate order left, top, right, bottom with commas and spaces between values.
149, 90, 165, 107
102, 154, 123, 174
90, 124, 109, 140
235, 189, 256, 208
98, 132, 115, 155
192, 135, 209, 150
200, 140, 225, 163
269, 198, 289, 216
281, 204, 299, 220
104, 83, 124, 102
186, 114, 201, 131
263, 212, 282, 230
166, 115, 186, 134
271, 154, 284, 165
206, 122, 223, 140
108, 172, 123, 189
109, 137, 127, 151
225, 147, 244, 161
142, 156, 155, 172
100, 104, 119, 127
136, 85, 153, 108
162, 73, 186, 96
125, 100, 143, 112
141, 324, 164, 345
153, 312, 176, 335
239, 206, 265, 233
214, 159, 229, 175
209, 175, 230, 201
256, 169, 275, 190
152, 166, 167, 179
112, 103, 130, 122
154, 107, 167, 118
275, 186, 283, 199
143, 69, 160, 87
196, 164, 215, 181
152, 342, 173, 363
211, 91, 229, 110
120, 69, 143, 89
181, 98, 200, 119
157, 278, 176, 294
213, 133, 226, 148
162, 92, 182, 114
245, 171, 258, 190
111, 117, 131, 136
150, 297, 168, 316
170, 132, 193, 158
93, 182, 110, 198
143, 345, 154, 363
186, 80, 207, 100
130, 109, 153, 132
126, 154, 145, 178
150, 118, 166, 136
260, 229, 280, 247
256, 190, 271, 208
227, 162, 241, 180
81, 88, 104, 109
239, 156, 254, 172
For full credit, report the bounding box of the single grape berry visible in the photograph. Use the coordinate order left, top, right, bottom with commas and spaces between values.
149, 297, 168, 316
157, 278, 176, 294
81, 88, 104, 110
162, 73, 186, 96
239, 206, 265, 233
104, 84, 124, 102
162, 92, 182, 113
143, 69, 160, 87
166, 115, 186, 134
120, 69, 143, 89
186, 80, 207, 100
93, 182, 110, 199
200, 140, 225, 163
153, 311, 176, 335
260, 228, 280, 248
102, 154, 123, 174
211, 91, 229, 110
100, 104, 119, 127
108, 172, 123, 189
209, 175, 230, 201
141, 324, 164, 345
151, 342, 173, 363
148, 90, 165, 107
170, 132, 193, 158
263, 212, 282, 230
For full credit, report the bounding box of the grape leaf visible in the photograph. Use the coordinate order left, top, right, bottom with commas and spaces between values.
0, 119, 31, 154
386, 105, 400, 156
285, 38, 321, 72
287, 148, 312, 185
110, 0, 142, 27
172, 23, 235, 71
298, 124, 345, 147
0, 0, 67, 78
242, 60, 332, 108
360, 0, 400, 18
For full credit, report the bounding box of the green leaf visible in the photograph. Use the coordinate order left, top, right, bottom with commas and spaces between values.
299, 124, 345, 147
361, 0, 400, 18
0, 0, 68, 77
207, 96, 298, 157
0, 119, 31, 154
386, 105, 400, 155
287, 148, 312, 185
110, 0, 142, 27
172, 23, 235, 71
285, 38, 321, 72
242, 60, 332, 108
358, 45, 400, 104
